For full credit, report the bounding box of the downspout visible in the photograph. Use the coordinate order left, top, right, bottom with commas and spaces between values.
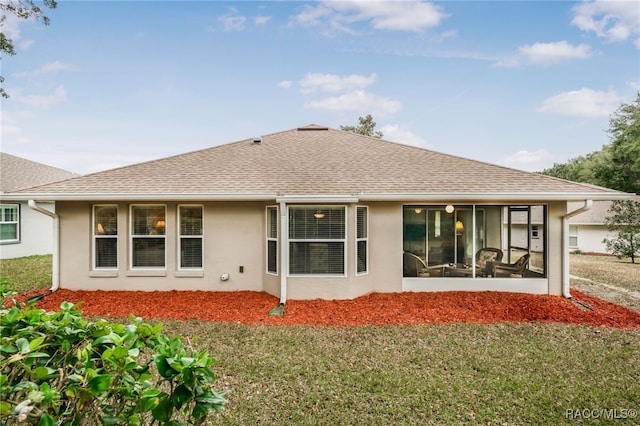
278, 200, 288, 305
561, 199, 592, 299
27, 200, 59, 296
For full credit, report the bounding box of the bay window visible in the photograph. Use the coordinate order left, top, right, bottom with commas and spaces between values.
289, 206, 345, 275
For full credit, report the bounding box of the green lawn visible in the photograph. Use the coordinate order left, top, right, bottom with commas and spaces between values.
1, 255, 639, 424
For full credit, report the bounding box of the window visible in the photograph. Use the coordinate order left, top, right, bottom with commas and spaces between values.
131, 205, 166, 268
0, 204, 19, 242
93, 205, 118, 269
178, 205, 203, 269
266, 206, 278, 274
356, 206, 368, 274
569, 225, 578, 248
289, 206, 345, 275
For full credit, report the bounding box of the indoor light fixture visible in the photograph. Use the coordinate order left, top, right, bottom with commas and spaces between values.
414, 208, 422, 214
314, 211, 325, 219
445, 205, 454, 213
456, 220, 464, 234
155, 220, 166, 228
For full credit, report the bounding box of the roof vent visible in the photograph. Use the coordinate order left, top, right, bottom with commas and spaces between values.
297, 124, 329, 131
253, 137, 262, 144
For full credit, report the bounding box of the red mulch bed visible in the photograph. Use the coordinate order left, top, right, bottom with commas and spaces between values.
8, 288, 640, 328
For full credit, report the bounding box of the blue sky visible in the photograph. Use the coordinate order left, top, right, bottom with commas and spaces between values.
2, 0, 639, 174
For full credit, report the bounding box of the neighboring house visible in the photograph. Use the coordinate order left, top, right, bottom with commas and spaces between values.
0, 153, 77, 259
567, 197, 640, 254
7, 125, 635, 301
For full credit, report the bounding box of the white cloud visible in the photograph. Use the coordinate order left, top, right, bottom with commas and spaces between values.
291, 1, 447, 33
380, 124, 430, 148
12, 86, 67, 108
304, 89, 402, 115
254, 16, 271, 25
299, 72, 377, 94
496, 41, 592, 67
219, 14, 246, 32
571, 0, 640, 48
501, 149, 555, 172
13, 61, 73, 78
519, 41, 592, 66
536, 88, 620, 117
278, 80, 293, 89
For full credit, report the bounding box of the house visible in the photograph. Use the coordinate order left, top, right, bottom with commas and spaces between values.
0, 153, 77, 259
6, 125, 635, 302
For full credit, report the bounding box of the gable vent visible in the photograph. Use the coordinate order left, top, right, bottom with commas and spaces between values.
297, 124, 329, 131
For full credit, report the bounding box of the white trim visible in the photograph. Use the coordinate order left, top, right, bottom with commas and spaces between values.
27, 200, 59, 293
92, 204, 119, 271
177, 204, 204, 271
402, 277, 548, 294
358, 192, 634, 202
276, 195, 359, 203
266, 205, 278, 275
279, 200, 288, 304
355, 205, 368, 276
0, 203, 20, 243
129, 204, 167, 271
561, 200, 593, 298
9, 191, 633, 202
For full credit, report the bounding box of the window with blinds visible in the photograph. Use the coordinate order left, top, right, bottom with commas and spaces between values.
0, 204, 19, 242
356, 206, 368, 274
179, 205, 203, 269
289, 206, 345, 275
93, 205, 117, 269
131, 205, 166, 268
266, 206, 278, 274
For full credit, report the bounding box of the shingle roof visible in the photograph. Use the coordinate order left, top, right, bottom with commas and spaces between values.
9, 125, 633, 201
1, 152, 77, 193
569, 196, 640, 224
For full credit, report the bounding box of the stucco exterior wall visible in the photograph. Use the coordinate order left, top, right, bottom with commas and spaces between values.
55, 200, 569, 299
0, 201, 56, 259
57, 201, 266, 292
571, 224, 612, 254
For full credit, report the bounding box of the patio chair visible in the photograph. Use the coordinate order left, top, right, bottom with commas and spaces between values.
403, 252, 428, 277
493, 253, 530, 278
475, 247, 503, 275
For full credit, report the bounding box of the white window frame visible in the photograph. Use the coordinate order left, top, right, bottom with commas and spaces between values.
356, 206, 368, 275
569, 225, 578, 248
92, 205, 118, 270
130, 205, 167, 270
266, 205, 278, 275
288, 205, 347, 277
177, 205, 204, 270
0, 204, 20, 243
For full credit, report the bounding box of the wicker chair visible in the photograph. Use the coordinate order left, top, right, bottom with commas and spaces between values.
493, 254, 530, 278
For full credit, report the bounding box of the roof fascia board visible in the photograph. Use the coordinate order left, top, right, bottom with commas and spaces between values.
3, 193, 279, 202
357, 192, 635, 202
4, 191, 634, 203
275, 195, 360, 203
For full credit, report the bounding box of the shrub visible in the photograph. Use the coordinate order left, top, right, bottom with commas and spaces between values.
0, 280, 226, 425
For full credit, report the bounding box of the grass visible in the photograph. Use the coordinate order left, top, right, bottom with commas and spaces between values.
1, 254, 639, 424
0, 254, 53, 293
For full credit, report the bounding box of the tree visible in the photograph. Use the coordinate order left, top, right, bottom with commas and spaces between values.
0, 0, 57, 98
340, 114, 383, 138
602, 199, 640, 263
539, 93, 640, 194
592, 93, 640, 194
